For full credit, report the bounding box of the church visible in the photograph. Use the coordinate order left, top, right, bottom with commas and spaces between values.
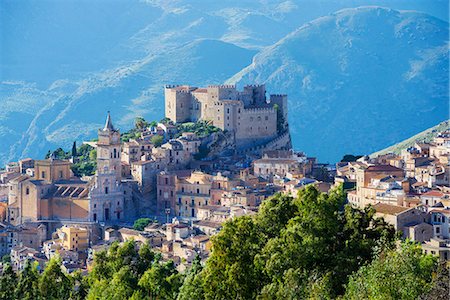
7, 113, 137, 235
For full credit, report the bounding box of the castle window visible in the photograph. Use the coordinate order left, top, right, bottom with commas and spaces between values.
257, 116, 261, 121
110, 153, 113, 158
114, 149, 117, 158
26, 187, 29, 195
197, 188, 200, 194
265, 116, 269, 121
105, 187, 109, 194
171, 191, 173, 197
227, 108, 230, 114
238, 109, 241, 113
41, 171, 46, 179
182, 187, 185, 193
165, 178, 168, 185
93, 214, 97, 222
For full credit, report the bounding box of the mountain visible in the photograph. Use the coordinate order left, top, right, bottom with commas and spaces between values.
370, 120, 450, 157
1, 1, 449, 166
227, 6, 449, 162
0, 39, 256, 164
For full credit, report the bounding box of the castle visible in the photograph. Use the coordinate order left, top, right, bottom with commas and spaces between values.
165, 84, 289, 148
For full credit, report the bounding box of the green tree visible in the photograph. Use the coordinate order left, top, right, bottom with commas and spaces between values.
139, 260, 183, 300
70, 270, 89, 300
89, 149, 97, 161
151, 135, 164, 147
133, 218, 152, 231
72, 141, 77, 157
344, 241, 437, 300
39, 256, 72, 300
177, 256, 204, 300
0, 264, 18, 300
255, 185, 396, 297
255, 193, 297, 238
203, 216, 266, 299
135, 117, 148, 130
15, 261, 41, 300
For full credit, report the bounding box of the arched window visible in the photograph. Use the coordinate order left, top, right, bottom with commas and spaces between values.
114, 148, 117, 158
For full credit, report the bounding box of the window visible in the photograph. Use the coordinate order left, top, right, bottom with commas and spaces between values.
165, 178, 168, 185
170, 191, 173, 197
436, 227, 440, 234
41, 171, 46, 179
26, 187, 29, 195
93, 213, 97, 222
197, 188, 200, 194
94, 204, 96, 208
105, 187, 109, 194
114, 148, 117, 158
59, 170, 63, 178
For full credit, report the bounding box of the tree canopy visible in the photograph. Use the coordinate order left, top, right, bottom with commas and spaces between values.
0, 186, 441, 299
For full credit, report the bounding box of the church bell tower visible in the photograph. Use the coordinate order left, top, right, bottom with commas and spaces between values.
97, 112, 122, 181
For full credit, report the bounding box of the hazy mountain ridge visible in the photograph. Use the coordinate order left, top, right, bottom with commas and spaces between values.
1, 1, 448, 165
370, 120, 450, 157
227, 6, 449, 162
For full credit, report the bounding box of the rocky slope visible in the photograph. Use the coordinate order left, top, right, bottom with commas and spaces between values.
1, 1, 448, 165
370, 120, 450, 157
228, 6, 449, 162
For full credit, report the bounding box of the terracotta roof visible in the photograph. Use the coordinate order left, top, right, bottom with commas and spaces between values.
422, 191, 445, 197
373, 203, 410, 215
366, 165, 403, 172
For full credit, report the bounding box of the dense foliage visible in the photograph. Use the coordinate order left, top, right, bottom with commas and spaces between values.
175, 120, 220, 138
133, 218, 153, 231
45, 142, 97, 177
0, 186, 443, 299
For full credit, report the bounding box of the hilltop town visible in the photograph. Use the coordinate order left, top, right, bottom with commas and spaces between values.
0, 83, 449, 280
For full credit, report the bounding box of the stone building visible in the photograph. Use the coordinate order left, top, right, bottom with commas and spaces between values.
164, 84, 289, 149
156, 170, 239, 219
6, 113, 137, 241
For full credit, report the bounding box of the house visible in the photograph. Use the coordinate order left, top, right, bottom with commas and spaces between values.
373, 203, 431, 242
422, 238, 450, 264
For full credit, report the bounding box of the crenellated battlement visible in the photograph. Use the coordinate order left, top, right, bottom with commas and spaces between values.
244, 84, 265, 88
270, 94, 287, 98
207, 84, 236, 89
242, 107, 275, 114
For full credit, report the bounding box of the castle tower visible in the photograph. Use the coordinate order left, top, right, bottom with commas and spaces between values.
97, 112, 122, 181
